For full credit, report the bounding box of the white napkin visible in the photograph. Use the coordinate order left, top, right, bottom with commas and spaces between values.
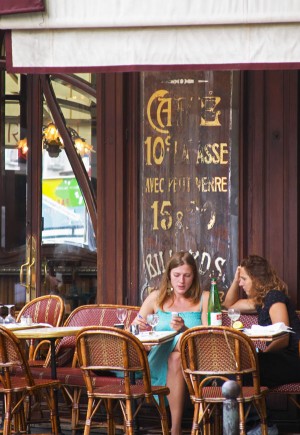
244, 322, 294, 336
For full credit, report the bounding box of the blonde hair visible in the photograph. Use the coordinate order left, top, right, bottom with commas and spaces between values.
157, 251, 202, 310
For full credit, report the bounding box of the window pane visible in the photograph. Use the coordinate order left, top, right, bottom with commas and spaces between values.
42, 74, 96, 250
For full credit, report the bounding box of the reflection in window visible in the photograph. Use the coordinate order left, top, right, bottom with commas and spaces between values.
42, 149, 95, 250
42, 74, 96, 251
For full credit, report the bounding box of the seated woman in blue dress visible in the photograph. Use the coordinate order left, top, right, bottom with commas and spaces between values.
132, 251, 209, 435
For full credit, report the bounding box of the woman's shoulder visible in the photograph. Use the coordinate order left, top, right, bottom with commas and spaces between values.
145, 289, 160, 305
266, 289, 287, 299
141, 288, 160, 309
264, 289, 287, 305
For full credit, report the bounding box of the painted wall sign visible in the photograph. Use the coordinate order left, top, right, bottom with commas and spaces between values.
139, 71, 239, 301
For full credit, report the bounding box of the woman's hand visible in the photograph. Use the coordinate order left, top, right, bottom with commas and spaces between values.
131, 289, 158, 331
170, 314, 186, 332
132, 314, 149, 331
223, 266, 243, 309
234, 266, 241, 283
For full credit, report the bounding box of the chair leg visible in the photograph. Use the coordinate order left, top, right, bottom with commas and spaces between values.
71, 386, 81, 434
257, 398, 268, 435
3, 393, 12, 435
157, 395, 169, 435
191, 401, 201, 435
289, 394, 300, 410
124, 399, 134, 435
60, 384, 81, 435
106, 399, 115, 435
29, 339, 35, 361
238, 401, 246, 435
202, 403, 211, 435
13, 400, 26, 435
83, 397, 93, 435
214, 404, 222, 435
42, 387, 59, 435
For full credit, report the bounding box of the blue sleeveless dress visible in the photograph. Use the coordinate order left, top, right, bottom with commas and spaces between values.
148, 309, 202, 387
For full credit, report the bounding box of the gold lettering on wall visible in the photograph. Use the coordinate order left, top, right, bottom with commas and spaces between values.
140, 71, 238, 295
200, 91, 222, 126
147, 90, 172, 134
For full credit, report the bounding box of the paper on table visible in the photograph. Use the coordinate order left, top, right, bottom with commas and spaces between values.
244, 322, 294, 336
136, 330, 178, 343
2, 322, 53, 329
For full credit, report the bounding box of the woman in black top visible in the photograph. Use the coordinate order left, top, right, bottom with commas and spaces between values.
224, 254, 300, 387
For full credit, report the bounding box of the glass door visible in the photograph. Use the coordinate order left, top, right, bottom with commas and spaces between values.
0, 71, 97, 315
0, 72, 28, 314
40, 74, 97, 314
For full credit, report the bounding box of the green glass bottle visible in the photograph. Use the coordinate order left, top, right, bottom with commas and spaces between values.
207, 277, 222, 326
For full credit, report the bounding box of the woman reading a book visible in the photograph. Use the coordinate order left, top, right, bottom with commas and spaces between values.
132, 251, 208, 435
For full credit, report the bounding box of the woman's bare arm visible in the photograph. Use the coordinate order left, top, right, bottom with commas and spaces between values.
263, 302, 290, 352
223, 266, 241, 308
132, 290, 158, 330
201, 291, 209, 325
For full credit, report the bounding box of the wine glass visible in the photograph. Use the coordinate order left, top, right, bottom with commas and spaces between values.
4, 305, 16, 324
116, 308, 127, 325
228, 308, 241, 327
146, 313, 159, 335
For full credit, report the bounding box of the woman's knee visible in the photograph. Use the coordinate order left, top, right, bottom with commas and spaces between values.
168, 350, 181, 371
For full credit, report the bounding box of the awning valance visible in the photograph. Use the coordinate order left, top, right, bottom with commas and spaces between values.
0, 0, 44, 16
2, 0, 300, 72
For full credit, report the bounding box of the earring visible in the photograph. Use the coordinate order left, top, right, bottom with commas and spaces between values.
167, 287, 174, 295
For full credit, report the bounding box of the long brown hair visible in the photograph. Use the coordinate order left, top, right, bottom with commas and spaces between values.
241, 255, 287, 306
157, 251, 202, 310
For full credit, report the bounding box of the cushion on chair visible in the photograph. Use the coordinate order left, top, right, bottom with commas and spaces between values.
270, 383, 300, 393
17, 366, 123, 388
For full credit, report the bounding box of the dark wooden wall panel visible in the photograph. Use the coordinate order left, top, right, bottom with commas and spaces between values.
123, 73, 140, 306
283, 72, 298, 300
265, 71, 284, 270
97, 73, 124, 304
245, 71, 266, 256
244, 71, 299, 306
96, 73, 139, 305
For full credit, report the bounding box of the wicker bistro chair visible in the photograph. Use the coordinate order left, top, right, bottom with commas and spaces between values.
45, 304, 141, 368
268, 311, 300, 411
180, 326, 269, 435
222, 311, 300, 413
28, 304, 141, 434
16, 294, 65, 362
0, 325, 61, 435
76, 326, 170, 435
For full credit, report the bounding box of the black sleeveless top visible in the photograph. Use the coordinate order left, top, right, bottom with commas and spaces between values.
256, 289, 300, 354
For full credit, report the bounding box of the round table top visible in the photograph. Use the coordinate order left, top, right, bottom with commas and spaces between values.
12, 325, 83, 339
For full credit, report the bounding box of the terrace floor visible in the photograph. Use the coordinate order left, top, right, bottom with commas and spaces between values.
17, 391, 300, 434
